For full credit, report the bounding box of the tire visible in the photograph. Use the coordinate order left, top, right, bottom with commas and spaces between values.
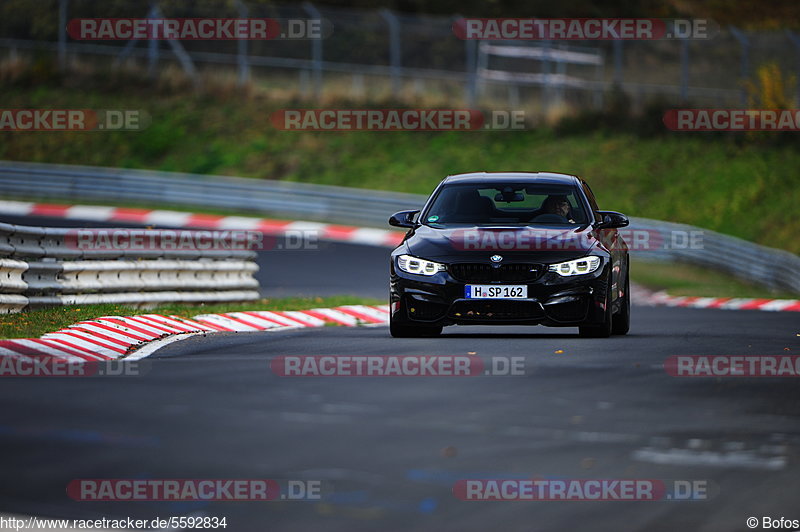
612, 271, 630, 336
579, 282, 613, 338
390, 314, 442, 338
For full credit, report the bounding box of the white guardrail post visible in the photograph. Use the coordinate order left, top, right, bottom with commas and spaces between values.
0, 221, 260, 313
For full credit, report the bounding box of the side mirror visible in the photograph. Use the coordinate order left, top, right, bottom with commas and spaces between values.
595, 211, 629, 229
389, 210, 420, 228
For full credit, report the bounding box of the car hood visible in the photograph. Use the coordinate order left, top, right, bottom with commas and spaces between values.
404, 224, 601, 263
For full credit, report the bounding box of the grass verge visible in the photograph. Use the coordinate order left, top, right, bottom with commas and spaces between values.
0, 296, 384, 340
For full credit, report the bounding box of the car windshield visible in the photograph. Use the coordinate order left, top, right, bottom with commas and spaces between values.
423, 183, 589, 226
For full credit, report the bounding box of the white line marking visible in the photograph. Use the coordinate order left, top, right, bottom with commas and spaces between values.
124, 332, 204, 360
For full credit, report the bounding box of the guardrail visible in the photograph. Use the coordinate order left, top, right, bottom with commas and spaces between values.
0, 160, 424, 228
0, 220, 260, 313
623, 217, 800, 294
0, 160, 798, 294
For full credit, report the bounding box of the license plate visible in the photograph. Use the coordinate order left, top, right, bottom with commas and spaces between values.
465, 285, 527, 299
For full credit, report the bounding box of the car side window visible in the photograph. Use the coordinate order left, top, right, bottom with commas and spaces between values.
581, 182, 601, 222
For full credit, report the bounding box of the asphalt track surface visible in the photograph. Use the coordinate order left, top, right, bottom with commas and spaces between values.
1, 215, 799, 531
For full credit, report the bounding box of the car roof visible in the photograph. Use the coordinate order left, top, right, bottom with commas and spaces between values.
441, 172, 581, 186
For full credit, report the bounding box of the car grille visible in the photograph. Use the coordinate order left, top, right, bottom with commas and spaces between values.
448, 263, 544, 283
449, 300, 544, 320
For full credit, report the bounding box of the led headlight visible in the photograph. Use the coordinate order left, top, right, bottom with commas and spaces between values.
397, 254, 446, 276
548, 256, 601, 276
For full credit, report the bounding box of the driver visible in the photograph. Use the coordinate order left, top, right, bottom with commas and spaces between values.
540, 195, 575, 223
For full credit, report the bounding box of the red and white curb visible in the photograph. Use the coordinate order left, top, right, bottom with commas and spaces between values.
0, 305, 389, 362
635, 289, 800, 313
0, 199, 405, 248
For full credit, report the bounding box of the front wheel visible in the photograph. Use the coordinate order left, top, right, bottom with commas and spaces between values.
579, 284, 613, 338
612, 271, 630, 336
389, 313, 442, 338
390, 321, 442, 338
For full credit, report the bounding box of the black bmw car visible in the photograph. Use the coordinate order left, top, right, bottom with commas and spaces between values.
388, 172, 630, 338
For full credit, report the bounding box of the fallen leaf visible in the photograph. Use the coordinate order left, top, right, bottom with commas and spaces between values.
441, 446, 458, 458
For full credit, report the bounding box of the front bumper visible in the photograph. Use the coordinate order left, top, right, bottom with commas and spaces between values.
390, 261, 610, 327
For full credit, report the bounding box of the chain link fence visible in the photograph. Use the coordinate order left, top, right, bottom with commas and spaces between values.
2, 1, 799, 111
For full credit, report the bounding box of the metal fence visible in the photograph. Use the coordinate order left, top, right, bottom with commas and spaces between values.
0, 219, 260, 313
2, 1, 800, 110
0, 160, 798, 294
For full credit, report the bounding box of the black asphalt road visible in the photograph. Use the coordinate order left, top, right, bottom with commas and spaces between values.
1, 214, 799, 531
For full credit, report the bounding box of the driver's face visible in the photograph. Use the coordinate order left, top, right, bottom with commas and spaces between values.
556, 201, 570, 216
